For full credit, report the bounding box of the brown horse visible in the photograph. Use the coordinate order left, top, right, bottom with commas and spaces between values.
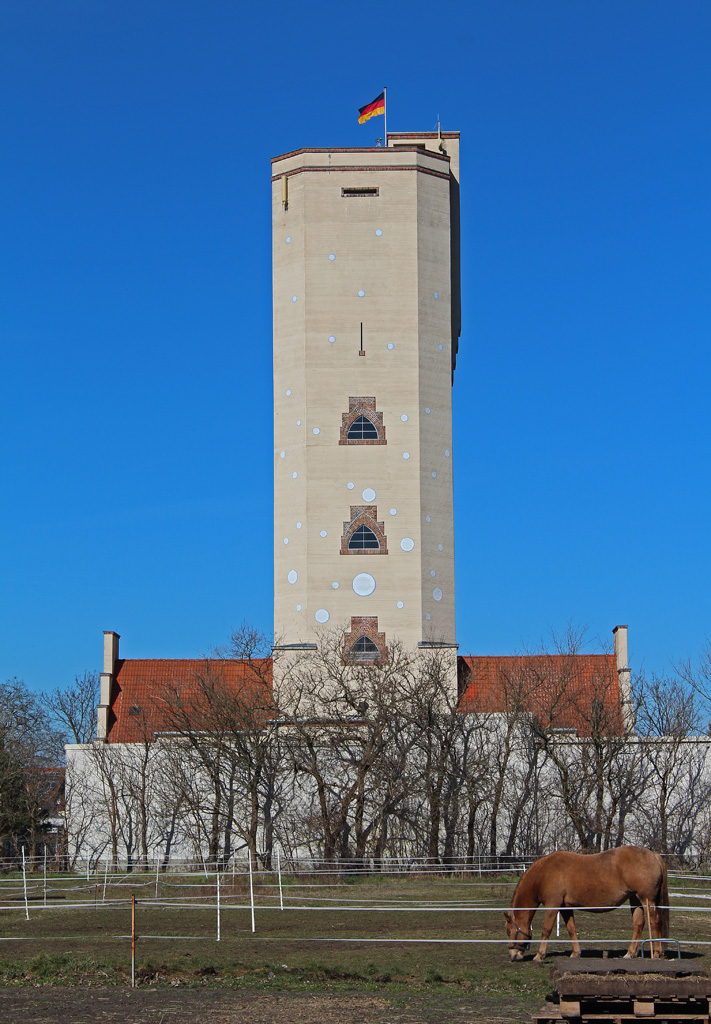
504, 846, 669, 962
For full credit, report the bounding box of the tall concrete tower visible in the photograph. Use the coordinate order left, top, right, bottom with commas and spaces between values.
271, 132, 460, 666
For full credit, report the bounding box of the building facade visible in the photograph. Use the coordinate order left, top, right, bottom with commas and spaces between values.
271, 133, 461, 664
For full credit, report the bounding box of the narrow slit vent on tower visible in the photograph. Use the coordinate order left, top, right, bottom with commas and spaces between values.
341, 187, 379, 198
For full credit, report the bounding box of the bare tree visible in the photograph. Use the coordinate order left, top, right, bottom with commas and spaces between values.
535, 663, 646, 852
633, 673, 711, 857
0, 679, 64, 860
403, 647, 471, 863
677, 643, 711, 725
158, 626, 280, 867
42, 671, 99, 744
283, 629, 417, 863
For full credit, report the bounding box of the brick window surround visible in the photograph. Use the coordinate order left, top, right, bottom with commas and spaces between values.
343, 616, 388, 664
339, 397, 386, 445
341, 506, 388, 555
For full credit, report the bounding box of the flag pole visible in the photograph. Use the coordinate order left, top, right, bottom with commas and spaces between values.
383, 86, 387, 147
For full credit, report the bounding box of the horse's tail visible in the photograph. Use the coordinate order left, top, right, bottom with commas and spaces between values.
658, 856, 670, 937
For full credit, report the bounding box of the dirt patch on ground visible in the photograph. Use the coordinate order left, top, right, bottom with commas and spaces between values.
0, 987, 534, 1023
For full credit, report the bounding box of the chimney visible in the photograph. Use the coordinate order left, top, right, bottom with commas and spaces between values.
613, 625, 634, 733
97, 631, 120, 741
103, 631, 120, 674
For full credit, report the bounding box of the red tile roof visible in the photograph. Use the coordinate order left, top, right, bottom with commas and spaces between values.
107, 658, 273, 743
106, 654, 621, 742
457, 654, 622, 736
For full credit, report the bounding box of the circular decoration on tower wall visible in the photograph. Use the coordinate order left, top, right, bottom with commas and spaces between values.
438, 343, 444, 351
296, 604, 301, 611
375, 228, 383, 236
315, 609, 330, 623
287, 570, 298, 584
389, 508, 397, 516
286, 236, 291, 244
292, 295, 298, 303
357, 289, 365, 298
433, 588, 443, 602
313, 427, 320, 435
280, 451, 285, 459
328, 253, 336, 261
320, 530, 328, 538
425, 407, 431, 415
296, 521, 302, 529
400, 537, 415, 552
286, 389, 292, 396
347, 481, 355, 490
433, 291, 439, 299
328, 335, 336, 344
400, 414, 408, 422
362, 487, 376, 502
292, 471, 298, 479
352, 572, 376, 597
331, 581, 339, 589
426, 613, 431, 621
397, 601, 404, 609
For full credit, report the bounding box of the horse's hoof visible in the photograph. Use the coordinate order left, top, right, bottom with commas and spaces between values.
533, 955, 544, 964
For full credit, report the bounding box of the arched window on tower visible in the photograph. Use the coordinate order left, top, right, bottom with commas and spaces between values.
343, 617, 387, 665
347, 415, 379, 441
341, 506, 388, 555
350, 636, 380, 663
348, 524, 380, 551
339, 397, 386, 445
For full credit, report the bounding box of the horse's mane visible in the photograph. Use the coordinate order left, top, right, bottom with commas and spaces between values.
511, 855, 545, 907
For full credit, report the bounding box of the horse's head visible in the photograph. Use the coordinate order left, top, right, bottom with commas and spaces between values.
504, 909, 531, 961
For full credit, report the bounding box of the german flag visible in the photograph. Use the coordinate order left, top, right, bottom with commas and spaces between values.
358, 91, 385, 125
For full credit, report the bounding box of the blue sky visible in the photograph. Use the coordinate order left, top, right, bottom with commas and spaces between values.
1, 0, 709, 690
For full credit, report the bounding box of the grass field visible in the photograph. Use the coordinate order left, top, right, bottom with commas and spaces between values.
1, 870, 710, 1022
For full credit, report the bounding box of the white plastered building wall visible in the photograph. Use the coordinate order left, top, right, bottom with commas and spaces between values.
271, 133, 461, 680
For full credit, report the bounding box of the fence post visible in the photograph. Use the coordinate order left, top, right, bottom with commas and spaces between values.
43, 846, 47, 908
216, 870, 221, 942
131, 895, 136, 988
21, 843, 29, 925
248, 851, 255, 933
647, 901, 655, 954
102, 859, 109, 902
155, 857, 159, 899
277, 848, 284, 911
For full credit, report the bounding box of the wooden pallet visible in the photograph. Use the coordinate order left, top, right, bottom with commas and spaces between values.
533, 1003, 710, 1024
532, 958, 711, 1024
